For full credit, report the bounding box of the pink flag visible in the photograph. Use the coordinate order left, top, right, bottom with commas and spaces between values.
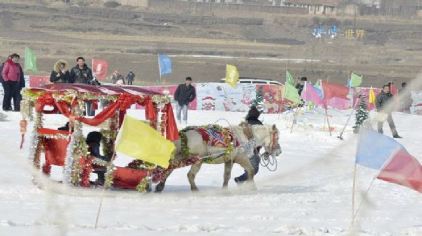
327, 97, 351, 110
301, 82, 323, 105
92, 59, 109, 81
377, 149, 422, 193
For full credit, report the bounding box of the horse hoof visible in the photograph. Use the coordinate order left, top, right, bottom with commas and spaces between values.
191, 187, 199, 192
155, 183, 164, 192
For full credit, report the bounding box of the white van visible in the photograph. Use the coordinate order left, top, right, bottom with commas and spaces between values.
220, 77, 282, 86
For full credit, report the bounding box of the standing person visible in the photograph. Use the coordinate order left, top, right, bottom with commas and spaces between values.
173, 77, 196, 125
111, 70, 125, 85
234, 105, 263, 184
126, 71, 135, 85
376, 84, 402, 138
50, 60, 70, 83
69, 57, 95, 115
399, 82, 412, 113
295, 77, 307, 96
69, 57, 93, 84
1, 53, 23, 111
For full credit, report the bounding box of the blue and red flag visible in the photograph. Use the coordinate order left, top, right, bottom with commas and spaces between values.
356, 129, 422, 193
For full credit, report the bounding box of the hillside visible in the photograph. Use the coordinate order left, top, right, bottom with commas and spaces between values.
1, 1, 422, 86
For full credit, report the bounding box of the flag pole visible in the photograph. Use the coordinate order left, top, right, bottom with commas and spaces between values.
351, 162, 357, 226
290, 106, 300, 133
290, 81, 306, 133
324, 106, 332, 136
338, 95, 361, 140
157, 54, 162, 85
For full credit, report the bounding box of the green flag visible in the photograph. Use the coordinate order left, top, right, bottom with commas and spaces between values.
283, 82, 301, 104
24, 47, 38, 72
286, 70, 295, 85
350, 72, 362, 87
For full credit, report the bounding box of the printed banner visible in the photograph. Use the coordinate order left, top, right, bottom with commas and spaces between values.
196, 83, 256, 112
411, 91, 422, 115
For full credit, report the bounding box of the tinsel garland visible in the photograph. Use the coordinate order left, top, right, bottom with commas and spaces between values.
38, 133, 71, 139
135, 175, 150, 192
70, 103, 89, 186
104, 164, 116, 189
30, 112, 43, 168
63, 135, 75, 184
127, 160, 157, 170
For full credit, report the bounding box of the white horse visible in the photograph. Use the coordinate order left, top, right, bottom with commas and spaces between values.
155, 124, 281, 192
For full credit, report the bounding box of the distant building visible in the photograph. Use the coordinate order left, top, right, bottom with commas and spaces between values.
284, 0, 340, 15
111, 0, 149, 7
380, 0, 421, 17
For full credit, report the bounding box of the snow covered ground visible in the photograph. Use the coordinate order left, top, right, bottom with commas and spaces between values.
0, 108, 421, 236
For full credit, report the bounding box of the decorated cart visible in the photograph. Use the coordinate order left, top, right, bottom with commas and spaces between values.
20, 83, 180, 192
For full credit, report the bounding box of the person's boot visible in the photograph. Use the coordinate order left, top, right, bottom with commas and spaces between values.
392, 129, 402, 138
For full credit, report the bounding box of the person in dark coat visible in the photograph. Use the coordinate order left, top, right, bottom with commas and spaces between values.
86, 131, 110, 185
295, 77, 307, 96
173, 77, 196, 125
126, 71, 135, 85
399, 82, 412, 113
1, 53, 23, 111
69, 57, 93, 84
50, 60, 70, 83
69, 57, 96, 116
376, 84, 401, 138
235, 105, 263, 183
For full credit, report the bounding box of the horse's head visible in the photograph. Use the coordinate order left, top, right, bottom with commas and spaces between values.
262, 124, 282, 158
251, 124, 281, 158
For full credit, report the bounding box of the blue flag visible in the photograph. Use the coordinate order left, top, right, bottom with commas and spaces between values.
158, 54, 172, 76
356, 129, 403, 170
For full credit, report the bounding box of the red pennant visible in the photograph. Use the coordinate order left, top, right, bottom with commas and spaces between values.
92, 59, 109, 81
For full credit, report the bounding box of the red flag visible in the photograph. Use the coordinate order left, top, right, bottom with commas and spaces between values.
29, 75, 50, 87
92, 59, 109, 81
390, 83, 398, 96
322, 81, 349, 102
377, 149, 422, 193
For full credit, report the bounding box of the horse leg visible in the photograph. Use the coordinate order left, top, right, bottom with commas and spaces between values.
236, 156, 255, 185
223, 161, 233, 189
155, 169, 174, 193
187, 162, 203, 191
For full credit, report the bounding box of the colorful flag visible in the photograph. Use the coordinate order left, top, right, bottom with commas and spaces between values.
225, 64, 239, 88
91, 59, 109, 81
24, 47, 38, 72
322, 81, 349, 102
327, 97, 351, 110
115, 115, 175, 168
350, 73, 363, 87
301, 82, 323, 105
390, 83, 398, 96
283, 82, 301, 104
356, 129, 422, 192
286, 70, 295, 85
158, 54, 172, 77
368, 87, 376, 105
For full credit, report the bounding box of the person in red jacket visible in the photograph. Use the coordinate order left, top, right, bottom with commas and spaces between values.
1, 53, 24, 111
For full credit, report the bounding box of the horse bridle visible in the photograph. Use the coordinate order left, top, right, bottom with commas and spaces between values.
266, 128, 279, 156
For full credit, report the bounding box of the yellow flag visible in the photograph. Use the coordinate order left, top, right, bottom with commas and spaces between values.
115, 115, 175, 168
368, 87, 376, 104
225, 64, 239, 88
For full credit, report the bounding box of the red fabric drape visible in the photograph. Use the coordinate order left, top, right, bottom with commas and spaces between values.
112, 167, 148, 189
41, 137, 69, 175
79, 157, 93, 187
163, 103, 179, 141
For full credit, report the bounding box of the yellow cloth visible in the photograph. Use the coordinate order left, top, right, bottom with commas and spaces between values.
369, 87, 376, 105
225, 64, 239, 88
115, 115, 175, 168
